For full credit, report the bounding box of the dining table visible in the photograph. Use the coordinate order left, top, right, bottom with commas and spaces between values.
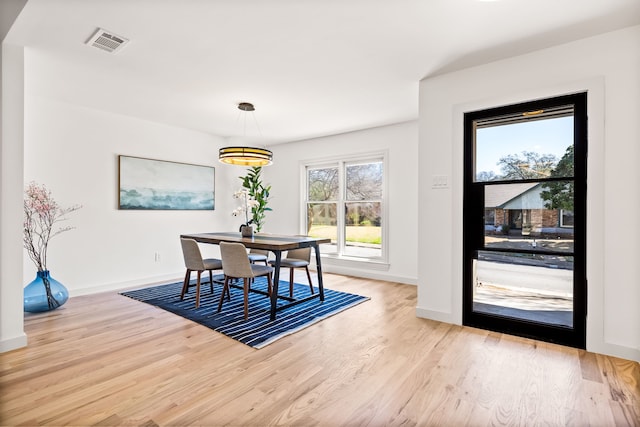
180, 232, 331, 320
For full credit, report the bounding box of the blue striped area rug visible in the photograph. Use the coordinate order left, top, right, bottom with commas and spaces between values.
120, 275, 369, 349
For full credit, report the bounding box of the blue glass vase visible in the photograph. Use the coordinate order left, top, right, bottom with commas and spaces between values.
24, 270, 69, 313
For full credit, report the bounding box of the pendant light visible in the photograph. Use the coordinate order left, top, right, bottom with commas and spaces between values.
219, 102, 273, 166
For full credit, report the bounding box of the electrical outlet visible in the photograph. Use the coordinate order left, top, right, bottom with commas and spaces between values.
154, 252, 161, 262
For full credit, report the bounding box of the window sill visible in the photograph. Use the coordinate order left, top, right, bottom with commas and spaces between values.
315, 254, 390, 271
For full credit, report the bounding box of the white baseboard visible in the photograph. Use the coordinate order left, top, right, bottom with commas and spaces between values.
69, 265, 417, 301
320, 265, 416, 285
587, 340, 640, 363
70, 273, 183, 297
415, 306, 457, 324
0, 333, 28, 353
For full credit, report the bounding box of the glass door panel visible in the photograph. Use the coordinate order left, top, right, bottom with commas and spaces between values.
463, 93, 587, 348
484, 181, 574, 254
473, 250, 574, 327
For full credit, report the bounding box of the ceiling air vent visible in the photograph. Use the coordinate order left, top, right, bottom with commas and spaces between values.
86, 28, 129, 54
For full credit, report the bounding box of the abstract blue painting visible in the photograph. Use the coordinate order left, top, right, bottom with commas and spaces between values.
118, 156, 215, 210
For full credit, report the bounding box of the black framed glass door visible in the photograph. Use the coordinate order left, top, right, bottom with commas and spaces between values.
463, 93, 587, 348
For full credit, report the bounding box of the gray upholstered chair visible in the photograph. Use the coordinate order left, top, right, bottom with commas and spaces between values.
218, 242, 274, 319
247, 248, 269, 265
269, 247, 314, 298
180, 237, 223, 308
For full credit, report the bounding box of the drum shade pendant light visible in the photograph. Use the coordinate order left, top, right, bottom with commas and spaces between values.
219, 102, 273, 166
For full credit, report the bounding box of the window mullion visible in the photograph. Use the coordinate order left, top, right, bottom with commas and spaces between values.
338, 160, 346, 255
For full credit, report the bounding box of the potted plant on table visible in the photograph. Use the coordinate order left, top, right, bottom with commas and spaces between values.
23, 182, 81, 312
232, 188, 260, 237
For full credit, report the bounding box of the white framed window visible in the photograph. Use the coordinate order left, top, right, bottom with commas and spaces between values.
560, 209, 574, 228
302, 152, 386, 262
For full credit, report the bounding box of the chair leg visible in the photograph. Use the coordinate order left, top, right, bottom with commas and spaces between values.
289, 268, 294, 298
266, 273, 272, 296
218, 276, 230, 312
266, 274, 273, 299
180, 269, 191, 300
195, 270, 202, 308
243, 278, 249, 320
208, 270, 214, 293
305, 266, 315, 294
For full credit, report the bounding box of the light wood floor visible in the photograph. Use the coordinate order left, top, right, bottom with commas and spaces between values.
1, 273, 639, 426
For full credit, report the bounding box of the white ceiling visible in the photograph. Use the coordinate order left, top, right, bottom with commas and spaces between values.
6, 0, 640, 145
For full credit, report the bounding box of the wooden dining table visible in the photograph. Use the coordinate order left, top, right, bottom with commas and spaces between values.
180, 232, 331, 320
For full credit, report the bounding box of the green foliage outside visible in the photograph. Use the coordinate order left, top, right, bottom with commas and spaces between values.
479, 145, 575, 212
540, 145, 574, 210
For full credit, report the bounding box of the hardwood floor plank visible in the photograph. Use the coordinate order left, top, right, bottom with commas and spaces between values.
1, 273, 638, 426
580, 350, 604, 383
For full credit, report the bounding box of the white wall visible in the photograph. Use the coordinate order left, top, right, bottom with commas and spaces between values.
268, 121, 418, 284
21, 97, 420, 294
1, 0, 28, 353
1, 43, 27, 352
417, 25, 640, 361
22, 93, 238, 296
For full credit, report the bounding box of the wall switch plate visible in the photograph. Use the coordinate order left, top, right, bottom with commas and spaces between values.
432, 175, 449, 189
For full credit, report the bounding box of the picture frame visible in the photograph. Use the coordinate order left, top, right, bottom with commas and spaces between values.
118, 155, 215, 210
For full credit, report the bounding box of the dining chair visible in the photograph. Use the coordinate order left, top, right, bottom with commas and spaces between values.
180, 237, 223, 308
247, 248, 269, 265
269, 247, 315, 298
218, 242, 274, 320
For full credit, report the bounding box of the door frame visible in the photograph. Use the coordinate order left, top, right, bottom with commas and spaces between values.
462, 92, 587, 349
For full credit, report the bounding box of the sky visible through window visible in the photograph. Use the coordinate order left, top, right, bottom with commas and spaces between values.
476, 116, 573, 176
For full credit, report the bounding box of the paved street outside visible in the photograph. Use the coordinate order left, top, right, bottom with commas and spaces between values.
475, 235, 575, 326
484, 235, 574, 268
476, 260, 572, 297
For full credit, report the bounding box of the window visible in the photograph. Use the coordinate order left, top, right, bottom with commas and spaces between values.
304, 154, 385, 261
560, 209, 574, 228
484, 209, 495, 225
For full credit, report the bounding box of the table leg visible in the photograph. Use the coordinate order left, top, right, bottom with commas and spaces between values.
270, 250, 282, 320
314, 244, 325, 301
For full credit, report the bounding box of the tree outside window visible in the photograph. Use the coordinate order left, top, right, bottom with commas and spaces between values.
306, 157, 384, 259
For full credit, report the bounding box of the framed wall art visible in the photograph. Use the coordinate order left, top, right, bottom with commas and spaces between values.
118, 155, 215, 210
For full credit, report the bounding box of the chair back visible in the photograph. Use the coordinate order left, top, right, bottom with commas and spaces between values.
220, 242, 254, 278
249, 249, 269, 256
181, 238, 205, 270
286, 247, 311, 262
